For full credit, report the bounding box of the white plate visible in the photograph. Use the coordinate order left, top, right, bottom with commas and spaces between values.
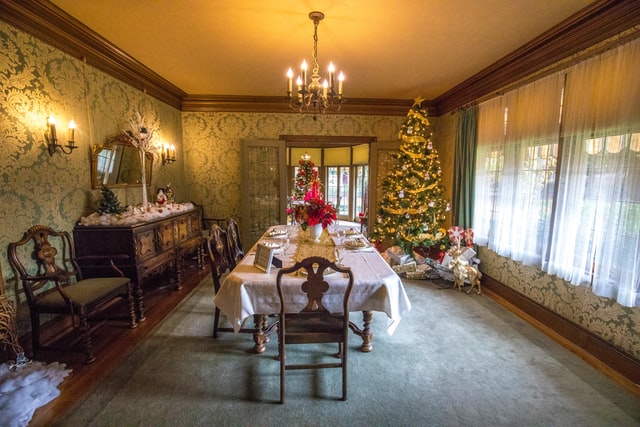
344, 228, 360, 236
261, 241, 282, 250
268, 229, 288, 238
344, 238, 371, 250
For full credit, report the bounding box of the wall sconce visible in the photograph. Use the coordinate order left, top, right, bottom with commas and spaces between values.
161, 143, 176, 165
46, 116, 78, 156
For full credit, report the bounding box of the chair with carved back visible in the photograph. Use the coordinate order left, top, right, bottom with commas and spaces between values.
7, 225, 137, 364
205, 223, 235, 338
225, 216, 244, 267
276, 256, 354, 404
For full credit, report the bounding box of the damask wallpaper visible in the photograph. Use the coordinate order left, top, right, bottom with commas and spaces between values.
1, 19, 637, 364
0, 22, 183, 315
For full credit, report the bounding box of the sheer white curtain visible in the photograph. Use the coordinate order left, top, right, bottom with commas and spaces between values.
474, 74, 563, 265
546, 37, 640, 306
475, 37, 640, 307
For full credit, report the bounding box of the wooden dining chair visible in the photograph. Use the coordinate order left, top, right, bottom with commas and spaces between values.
276, 256, 354, 403
206, 223, 234, 338
7, 225, 137, 364
225, 216, 244, 267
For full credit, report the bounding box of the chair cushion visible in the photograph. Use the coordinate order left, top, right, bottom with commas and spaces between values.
35, 277, 130, 312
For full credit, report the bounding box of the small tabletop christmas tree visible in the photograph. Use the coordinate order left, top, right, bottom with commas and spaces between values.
292, 156, 320, 201
369, 97, 450, 254
97, 186, 125, 215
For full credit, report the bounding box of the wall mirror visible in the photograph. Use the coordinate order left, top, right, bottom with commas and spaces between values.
91, 133, 153, 189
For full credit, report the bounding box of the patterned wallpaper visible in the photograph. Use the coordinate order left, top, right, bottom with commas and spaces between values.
1, 20, 638, 362
0, 22, 183, 313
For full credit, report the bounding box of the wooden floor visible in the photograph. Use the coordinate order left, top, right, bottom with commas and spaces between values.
25, 262, 211, 426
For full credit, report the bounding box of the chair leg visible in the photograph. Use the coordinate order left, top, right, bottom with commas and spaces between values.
126, 285, 138, 329
30, 312, 40, 358
213, 307, 221, 338
78, 314, 96, 365
279, 329, 285, 404
342, 342, 347, 401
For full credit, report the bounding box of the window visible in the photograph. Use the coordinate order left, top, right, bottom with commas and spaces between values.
287, 143, 370, 222
473, 37, 640, 307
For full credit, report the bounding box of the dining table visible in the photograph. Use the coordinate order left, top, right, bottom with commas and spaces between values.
213, 223, 412, 353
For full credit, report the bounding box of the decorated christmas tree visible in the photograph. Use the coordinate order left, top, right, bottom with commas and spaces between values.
292, 156, 320, 201
97, 186, 125, 215
369, 97, 450, 254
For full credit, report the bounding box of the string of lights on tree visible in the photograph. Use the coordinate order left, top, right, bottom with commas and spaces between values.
369, 97, 451, 254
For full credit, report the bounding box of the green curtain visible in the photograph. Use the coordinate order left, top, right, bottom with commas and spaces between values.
452, 105, 478, 228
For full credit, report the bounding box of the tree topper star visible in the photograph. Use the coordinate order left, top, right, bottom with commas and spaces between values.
413, 96, 425, 107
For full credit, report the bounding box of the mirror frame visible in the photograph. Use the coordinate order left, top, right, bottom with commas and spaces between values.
91, 133, 153, 189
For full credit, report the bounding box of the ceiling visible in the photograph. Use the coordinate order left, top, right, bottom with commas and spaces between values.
49, 0, 595, 102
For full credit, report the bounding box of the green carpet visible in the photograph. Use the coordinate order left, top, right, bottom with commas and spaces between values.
61, 277, 640, 426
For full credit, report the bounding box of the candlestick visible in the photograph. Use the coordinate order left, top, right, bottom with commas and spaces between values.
301, 60, 307, 87
338, 72, 344, 95
286, 68, 293, 93
328, 62, 335, 90
68, 119, 76, 143
47, 116, 57, 141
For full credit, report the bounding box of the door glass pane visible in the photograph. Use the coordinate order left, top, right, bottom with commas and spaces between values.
244, 144, 284, 247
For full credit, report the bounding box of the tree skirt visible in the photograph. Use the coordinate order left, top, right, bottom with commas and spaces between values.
0, 361, 71, 427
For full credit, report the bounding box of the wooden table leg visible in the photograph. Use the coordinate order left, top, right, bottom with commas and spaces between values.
348, 310, 374, 352
252, 314, 268, 353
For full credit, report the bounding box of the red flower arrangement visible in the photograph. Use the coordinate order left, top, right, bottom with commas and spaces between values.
293, 195, 337, 230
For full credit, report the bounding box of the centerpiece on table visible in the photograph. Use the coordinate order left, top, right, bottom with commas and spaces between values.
292, 182, 337, 242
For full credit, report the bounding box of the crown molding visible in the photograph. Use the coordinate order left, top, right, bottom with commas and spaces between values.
0, 0, 187, 110
2, 0, 638, 116
435, 0, 640, 114
181, 95, 424, 116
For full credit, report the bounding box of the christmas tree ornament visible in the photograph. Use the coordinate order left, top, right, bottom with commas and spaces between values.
399, 190, 405, 198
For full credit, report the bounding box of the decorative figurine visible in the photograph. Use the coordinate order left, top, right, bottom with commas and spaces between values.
156, 188, 167, 205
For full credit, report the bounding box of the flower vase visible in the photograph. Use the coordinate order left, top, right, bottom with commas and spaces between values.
308, 223, 323, 242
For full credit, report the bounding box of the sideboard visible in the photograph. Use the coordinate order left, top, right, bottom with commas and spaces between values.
73, 208, 203, 322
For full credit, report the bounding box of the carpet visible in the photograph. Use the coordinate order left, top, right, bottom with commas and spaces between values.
61, 276, 640, 426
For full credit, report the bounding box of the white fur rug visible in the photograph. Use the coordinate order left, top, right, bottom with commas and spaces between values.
0, 360, 71, 427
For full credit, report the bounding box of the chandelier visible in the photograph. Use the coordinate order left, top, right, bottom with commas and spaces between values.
286, 11, 345, 118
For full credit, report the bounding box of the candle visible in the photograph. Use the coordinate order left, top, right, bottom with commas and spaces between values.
68, 119, 76, 143
47, 116, 57, 141
338, 72, 344, 95
328, 62, 335, 90
170, 144, 176, 160
296, 76, 303, 101
322, 79, 328, 97
286, 68, 293, 93
301, 60, 307, 87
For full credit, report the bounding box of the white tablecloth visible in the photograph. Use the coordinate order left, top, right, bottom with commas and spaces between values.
214, 225, 412, 335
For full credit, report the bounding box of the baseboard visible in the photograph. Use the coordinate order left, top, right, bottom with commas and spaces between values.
482, 274, 640, 399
